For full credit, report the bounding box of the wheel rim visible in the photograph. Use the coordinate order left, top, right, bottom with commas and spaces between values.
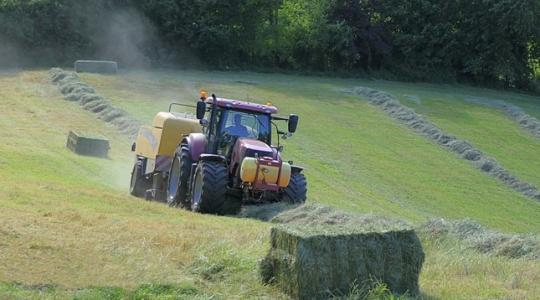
192, 170, 203, 208
167, 156, 181, 203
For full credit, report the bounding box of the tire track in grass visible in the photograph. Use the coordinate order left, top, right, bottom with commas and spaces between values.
352, 86, 540, 202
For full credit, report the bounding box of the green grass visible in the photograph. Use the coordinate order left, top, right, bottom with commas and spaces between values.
81, 70, 540, 233
361, 81, 540, 190
0, 70, 539, 299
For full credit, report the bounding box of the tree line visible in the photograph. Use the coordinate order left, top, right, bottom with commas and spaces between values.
1, 0, 539, 90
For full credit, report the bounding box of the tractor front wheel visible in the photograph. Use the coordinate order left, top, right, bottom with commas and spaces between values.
282, 172, 307, 204
191, 161, 241, 215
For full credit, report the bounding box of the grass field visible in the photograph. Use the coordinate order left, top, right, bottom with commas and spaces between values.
0, 70, 539, 299
363, 82, 540, 190
82, 70, 540, 233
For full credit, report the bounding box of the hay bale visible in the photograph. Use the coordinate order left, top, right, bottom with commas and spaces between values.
262, 205, 424, 299
66, 131, 109, 157
261, 224, 424, 299
74, 60, 118, 74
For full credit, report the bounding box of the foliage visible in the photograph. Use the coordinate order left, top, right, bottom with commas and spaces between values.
378, 0, 540, 87
0, 0, 539, 88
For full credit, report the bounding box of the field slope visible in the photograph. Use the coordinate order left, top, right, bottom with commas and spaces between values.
82, 70, 540, 233
0, 70, 538, 299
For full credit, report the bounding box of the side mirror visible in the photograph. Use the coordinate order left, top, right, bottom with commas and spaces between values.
288, 114, 299, 133
196, 101, 206, 119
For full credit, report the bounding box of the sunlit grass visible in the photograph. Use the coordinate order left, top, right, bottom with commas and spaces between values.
0, 70, 538, 299
82, 70, 540, 233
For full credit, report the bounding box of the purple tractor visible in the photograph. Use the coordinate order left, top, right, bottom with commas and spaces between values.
130, 92, 306, 215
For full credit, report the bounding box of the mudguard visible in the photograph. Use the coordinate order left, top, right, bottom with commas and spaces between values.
291, 165, 304, 174
200, 154, 227, 163
183, 133, 207, 161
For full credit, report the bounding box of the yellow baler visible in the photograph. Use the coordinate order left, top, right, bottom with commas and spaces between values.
134, 112, 201, 177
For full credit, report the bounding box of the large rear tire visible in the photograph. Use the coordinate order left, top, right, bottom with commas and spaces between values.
191, 161, 242, 215
167, 147, 192, 208
282, 172, 307, 204
130, 158, 150, 198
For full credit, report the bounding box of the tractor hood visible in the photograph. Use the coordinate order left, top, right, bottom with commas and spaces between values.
236, 138, 274, 158
230, 138, 277, 178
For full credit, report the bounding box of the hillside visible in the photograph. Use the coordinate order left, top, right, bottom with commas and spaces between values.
0, 70, 539, 299
81, 70, 540, 233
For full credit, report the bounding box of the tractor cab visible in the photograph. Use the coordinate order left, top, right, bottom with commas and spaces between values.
205, 103, 273, 158
196, 93, 298, 156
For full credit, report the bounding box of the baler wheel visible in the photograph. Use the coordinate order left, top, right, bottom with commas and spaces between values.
282, 172, 307, 204
130, 159, 150, 198
191, 161, 241, 215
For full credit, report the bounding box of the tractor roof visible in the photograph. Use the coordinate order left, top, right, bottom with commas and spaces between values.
210, 98, 278, 114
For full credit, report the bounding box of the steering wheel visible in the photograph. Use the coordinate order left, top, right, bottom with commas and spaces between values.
220, 131, 233, 147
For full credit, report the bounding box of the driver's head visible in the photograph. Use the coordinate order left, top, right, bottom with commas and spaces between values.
234, 114, 242, 126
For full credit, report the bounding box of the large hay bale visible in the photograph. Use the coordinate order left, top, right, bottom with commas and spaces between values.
66, 131, 110, 157
74, 60, 118, 74
261, 209, 424, 299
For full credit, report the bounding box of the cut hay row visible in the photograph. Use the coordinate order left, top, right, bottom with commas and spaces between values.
271, 205, 539, 260
353, 87, 540, 202
271, 204, 540, 260
49, 68, 140, 139
419, 218, 540, 260
464, 96, 540, 139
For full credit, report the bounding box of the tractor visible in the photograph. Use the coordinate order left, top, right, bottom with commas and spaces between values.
130, 92, 307, 215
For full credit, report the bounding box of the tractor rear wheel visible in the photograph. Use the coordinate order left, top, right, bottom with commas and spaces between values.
282, 172, 307, 204
130, 158, 150, 198
191, 161, 242, 215
167, 147, 192, 208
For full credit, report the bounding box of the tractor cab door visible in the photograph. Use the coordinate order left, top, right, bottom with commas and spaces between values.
206, 109, 224, 155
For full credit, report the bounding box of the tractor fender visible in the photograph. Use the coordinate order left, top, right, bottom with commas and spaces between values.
199, 154, 227, 163
291, 165, 304, 174
183, 133, 207, 161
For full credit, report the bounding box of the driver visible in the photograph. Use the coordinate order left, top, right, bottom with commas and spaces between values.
224, 114, 249, 137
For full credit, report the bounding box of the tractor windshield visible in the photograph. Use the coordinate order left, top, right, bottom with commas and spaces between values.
220, 110, 271, 143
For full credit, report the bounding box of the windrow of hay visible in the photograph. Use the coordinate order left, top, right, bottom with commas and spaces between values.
270, 204, 540, 261
353, 87, 540, 202
262, 204, 424, 299
419, 218, 540, 260
49, 68, 140, 139
464, 96, 540, 139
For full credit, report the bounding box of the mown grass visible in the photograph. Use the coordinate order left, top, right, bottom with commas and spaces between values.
81, 70, 540, 233
0, 71, 284, 298
0, 70, 539, 299
363, 82, 540, 190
